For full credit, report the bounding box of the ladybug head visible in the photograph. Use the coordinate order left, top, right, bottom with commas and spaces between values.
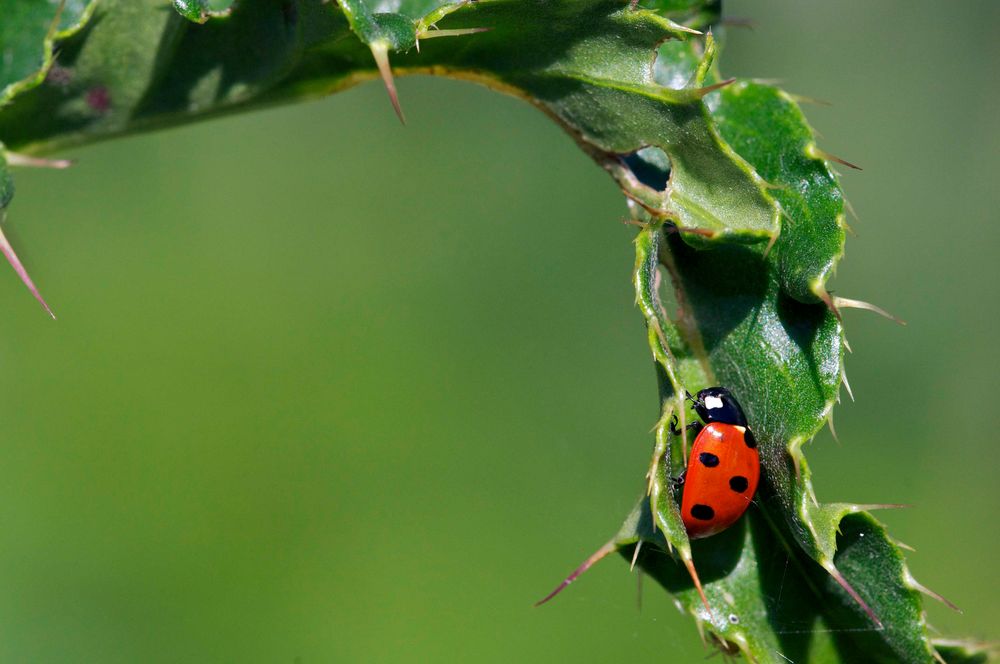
691, 387, 748, 427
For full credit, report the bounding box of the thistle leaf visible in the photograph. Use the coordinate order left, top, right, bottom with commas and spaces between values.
0, 1, 987, 661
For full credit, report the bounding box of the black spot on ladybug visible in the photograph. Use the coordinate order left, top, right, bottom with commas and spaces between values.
691, 504, 715, 521
729, 476, 749, 493
698, 452, 720, 468
743, 429, 757, 449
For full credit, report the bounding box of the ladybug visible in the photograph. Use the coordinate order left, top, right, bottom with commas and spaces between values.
671, 387, 759, 539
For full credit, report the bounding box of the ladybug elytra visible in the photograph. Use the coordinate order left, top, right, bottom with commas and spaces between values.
673, 387, 760, 539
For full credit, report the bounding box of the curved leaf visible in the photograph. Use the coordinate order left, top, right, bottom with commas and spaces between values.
0, 1, 986, 661
0, 0, 779, 243
606, 34, 964, 663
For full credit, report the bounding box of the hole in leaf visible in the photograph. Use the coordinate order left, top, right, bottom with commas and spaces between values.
621, 146, 671, 192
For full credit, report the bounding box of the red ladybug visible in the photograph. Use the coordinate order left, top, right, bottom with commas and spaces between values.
672, 387, 760, 539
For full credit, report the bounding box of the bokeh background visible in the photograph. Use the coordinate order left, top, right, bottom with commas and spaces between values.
0, 1, 996, 661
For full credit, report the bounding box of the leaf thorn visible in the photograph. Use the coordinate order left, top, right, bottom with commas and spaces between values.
844, 197, 861, 224
48, 0, 68, 41
370, 41, 406, 125
5, 152, 74, 169
840, 213, 858, 237
815, 286, 843, 323
692, 78, 735, 99
786, 92, 832, 107
535, 539, 617, 607
824, 563, 883, 628
665, 19, 702, 36
832, 296, 906, 325
0, 217, 55, 319
906, 572, 961, 613
841, 370, 855, 402
852, 502, 911, 511
827, 412, 840, 444
417, 27, 491, 41
762, 228, 779, 259
683, 556, 713, 617
629, 539, 643, 572
807, 144, 862, 171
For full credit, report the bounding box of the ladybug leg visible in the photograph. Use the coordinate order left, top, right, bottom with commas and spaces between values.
668, 415, 702, 437
669, 470, 686, 486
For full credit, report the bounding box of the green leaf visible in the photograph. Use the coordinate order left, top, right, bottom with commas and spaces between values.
0, 1, 344, 150
405, 1, 779, 242
0, 0, 95, 104
617, 500, 872, 663
0, 1, 985, 661
710, 81, 846, 305
0, 0, 779, 243
610, 47, 960, 660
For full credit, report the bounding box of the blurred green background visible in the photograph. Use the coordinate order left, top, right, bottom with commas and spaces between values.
0, 1, 996, 661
